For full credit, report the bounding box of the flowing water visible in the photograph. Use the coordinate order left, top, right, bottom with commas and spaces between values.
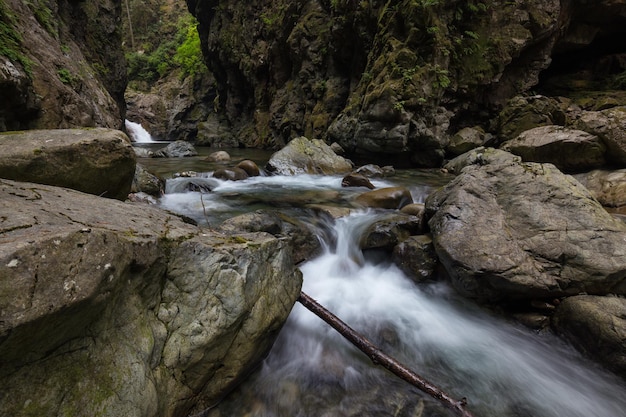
136, 147, 626, 417
125, 119, 155, 142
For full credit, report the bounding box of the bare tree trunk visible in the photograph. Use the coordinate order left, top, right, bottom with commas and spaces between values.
298, 291, 477, 417
124, 0, 135, 50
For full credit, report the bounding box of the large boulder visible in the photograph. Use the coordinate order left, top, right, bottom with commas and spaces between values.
552, 295, 626, 379
266, 136, 353, 175
0, 179, 301, 417
0, 128, 136, 200
500, 125, 607, 172
425, 150, 626, 302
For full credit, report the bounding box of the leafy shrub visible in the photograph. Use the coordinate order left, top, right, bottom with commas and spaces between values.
126, 14, 205, 83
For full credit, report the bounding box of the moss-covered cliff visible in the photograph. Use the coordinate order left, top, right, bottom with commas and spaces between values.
0, 0, 127, 131
187, 0, 626, 166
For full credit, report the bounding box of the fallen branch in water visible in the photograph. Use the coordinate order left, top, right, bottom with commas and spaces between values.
297, 291, 476, 417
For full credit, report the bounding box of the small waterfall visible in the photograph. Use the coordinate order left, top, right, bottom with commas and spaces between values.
211, 211, 626, 417
125, 119, 154, 142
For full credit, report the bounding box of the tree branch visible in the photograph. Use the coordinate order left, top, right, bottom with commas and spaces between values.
297, 291, 476, 417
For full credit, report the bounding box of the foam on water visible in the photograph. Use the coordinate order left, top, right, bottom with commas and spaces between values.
125, 119, 154, 142
254, 211, 626, 417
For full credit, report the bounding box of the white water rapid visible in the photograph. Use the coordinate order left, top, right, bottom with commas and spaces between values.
150, 169, 626, 416
213, 210, 626, 417
125, 119, 154, 142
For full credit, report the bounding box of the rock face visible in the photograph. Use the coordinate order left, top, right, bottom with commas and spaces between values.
0, 0, 126, 131
185, 0, 626, 165
0, 179, 302, 417
425, 149, 626, 302
552, 295, 626, 379
0, 129, 136, 200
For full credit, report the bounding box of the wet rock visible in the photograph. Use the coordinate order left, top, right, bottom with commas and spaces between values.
0, 179, 301, 417
360, 213, 422, 251
213, 167, 249, 181
392, 235, 438, 281
266, 136, 353, 175
131, 164, 164, 197
552, 295, 626, 379
574, 169, 626, 208
0, 128, 135, 200
236, 159, 261, 177
341, 173, 375, 189
426, 150, 626, 303
500, 125, 606, 172
206, 150, 231, 162
154, 140, 198, 157
354, 187, 413, 209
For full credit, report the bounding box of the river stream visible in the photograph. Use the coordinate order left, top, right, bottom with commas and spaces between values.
135, 145, 626, 417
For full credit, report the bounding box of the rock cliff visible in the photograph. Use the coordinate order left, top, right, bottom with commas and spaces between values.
186, 0, 626, 166
0, 0, 127, 131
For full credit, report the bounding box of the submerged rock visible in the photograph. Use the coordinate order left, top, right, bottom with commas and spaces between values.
0, 128, 135, 200
426, 150, 626, 302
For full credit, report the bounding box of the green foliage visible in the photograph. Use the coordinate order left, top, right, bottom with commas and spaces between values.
57, 68, 74, 85
433, 66, 450, 89
173, 22, 206, 78
0, 0, 33, 75
126, 14, 205, 83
